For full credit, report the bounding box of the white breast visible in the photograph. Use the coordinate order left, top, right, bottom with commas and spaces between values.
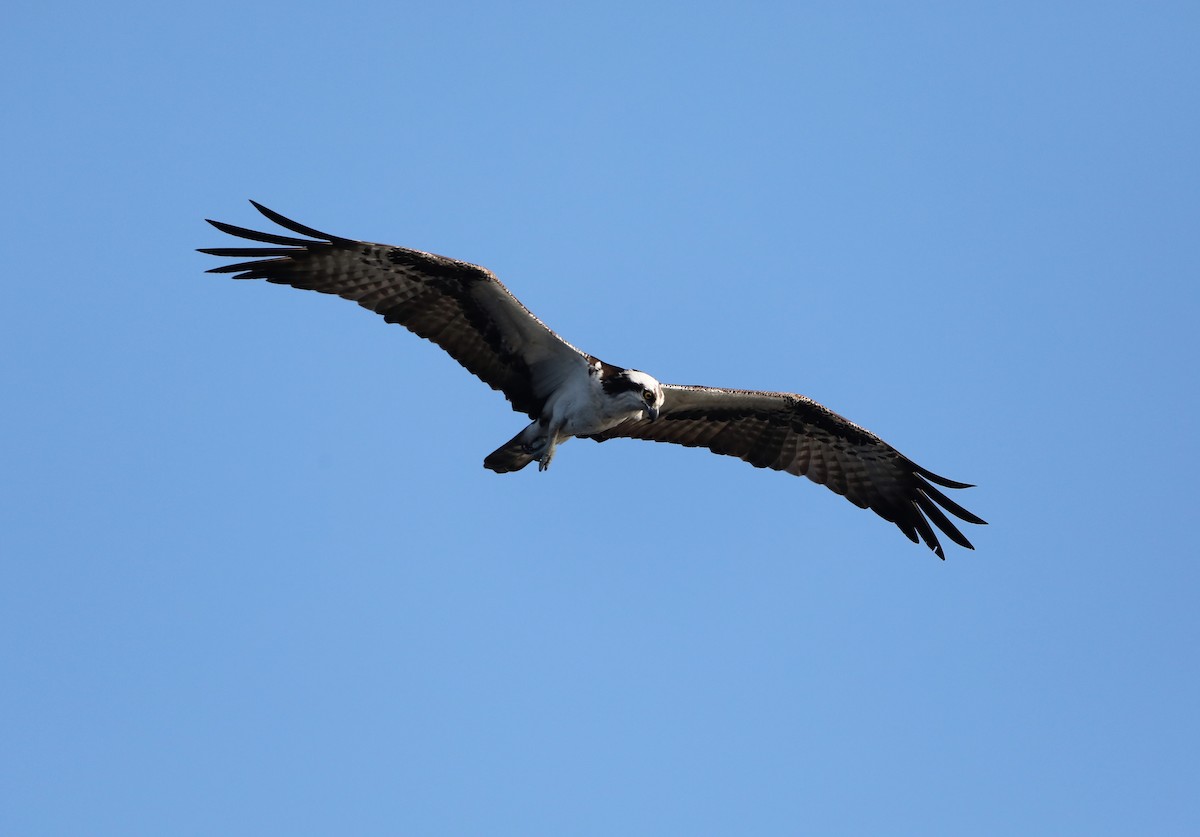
543, 365, 642, 438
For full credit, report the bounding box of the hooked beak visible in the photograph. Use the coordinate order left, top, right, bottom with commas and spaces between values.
645, 405, 660, 421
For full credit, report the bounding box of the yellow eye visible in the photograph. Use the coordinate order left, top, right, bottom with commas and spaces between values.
643, 390, 655, 403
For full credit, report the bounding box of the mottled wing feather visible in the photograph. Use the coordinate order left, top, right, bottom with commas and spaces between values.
594, 385, 985, 559
199, 201, 589, 418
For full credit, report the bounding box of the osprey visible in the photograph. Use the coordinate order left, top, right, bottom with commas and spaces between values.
200, 202, 985, 558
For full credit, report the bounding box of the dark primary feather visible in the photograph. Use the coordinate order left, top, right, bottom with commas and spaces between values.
592, 385, 986, 559
199, 201, 586, 418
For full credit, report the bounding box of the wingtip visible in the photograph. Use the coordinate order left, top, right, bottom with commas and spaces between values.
926, 526, 978, 560
249, 200, 278, 222
243, 200, 346, 243
915, 467, 977, 490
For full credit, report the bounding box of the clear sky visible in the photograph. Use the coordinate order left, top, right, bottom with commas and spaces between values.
3, 2, 1198, 834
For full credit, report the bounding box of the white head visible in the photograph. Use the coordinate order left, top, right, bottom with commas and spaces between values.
603, 368, 664, 421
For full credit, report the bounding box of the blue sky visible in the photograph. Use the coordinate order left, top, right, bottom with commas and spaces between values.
3, 2, 1198, 834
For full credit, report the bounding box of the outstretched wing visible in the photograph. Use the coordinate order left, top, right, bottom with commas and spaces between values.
594, 385, 985, 558
199, 201, 590, 418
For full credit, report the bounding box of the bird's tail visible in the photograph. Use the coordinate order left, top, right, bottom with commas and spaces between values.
483, 431, 537, 473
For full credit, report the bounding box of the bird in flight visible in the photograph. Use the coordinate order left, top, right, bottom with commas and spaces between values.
200, 202, 985, 558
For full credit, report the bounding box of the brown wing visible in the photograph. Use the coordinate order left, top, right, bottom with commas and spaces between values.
594, 385, 985, 559
198, 201, 590, 418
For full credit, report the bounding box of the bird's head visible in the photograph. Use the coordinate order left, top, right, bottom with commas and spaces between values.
610, 369, 664, 421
